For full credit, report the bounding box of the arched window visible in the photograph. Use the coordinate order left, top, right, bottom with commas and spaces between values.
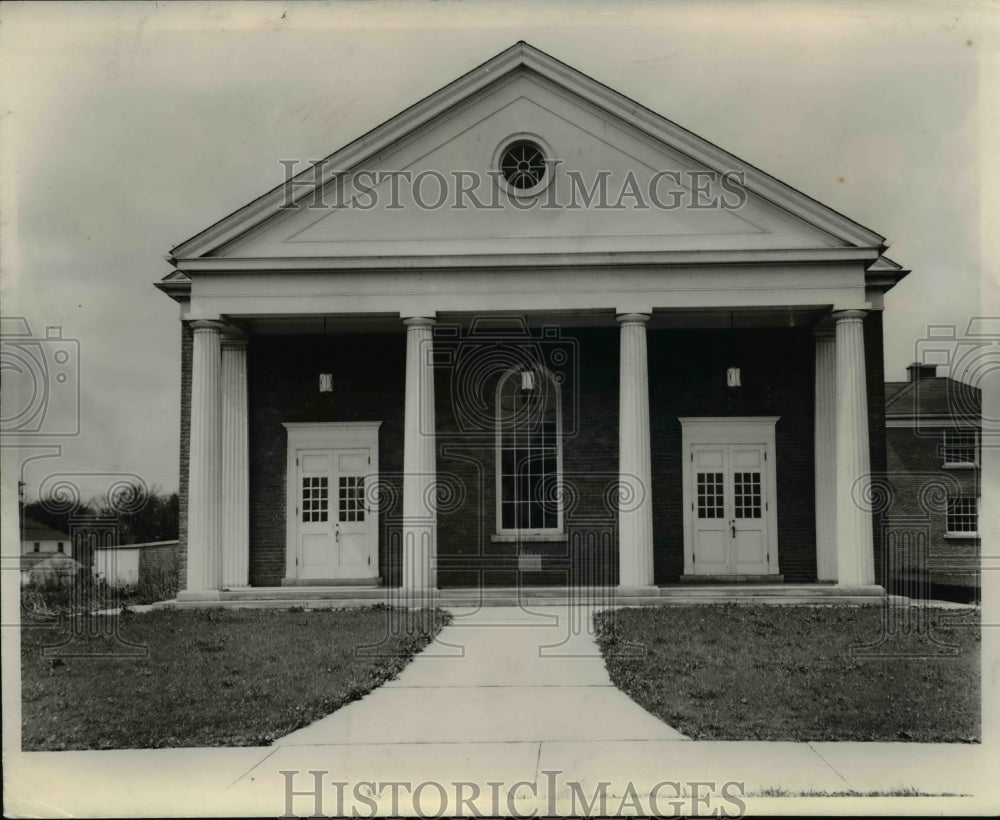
496, 365, 562, 534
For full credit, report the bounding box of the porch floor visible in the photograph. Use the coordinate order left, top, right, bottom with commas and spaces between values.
157, 583, 897, 609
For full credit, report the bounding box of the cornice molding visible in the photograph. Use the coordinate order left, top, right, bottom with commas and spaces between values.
174, 246, 880, 274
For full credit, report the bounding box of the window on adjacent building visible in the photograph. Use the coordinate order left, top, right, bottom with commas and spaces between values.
496, 366, 562, 533
942, 429, 979, 467
946, 496, 979, 536
57, 542, 64, 553
33, 542, 40, 552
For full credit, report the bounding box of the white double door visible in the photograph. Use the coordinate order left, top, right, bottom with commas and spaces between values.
285, 422, 381, 581
681, 418, 779, 577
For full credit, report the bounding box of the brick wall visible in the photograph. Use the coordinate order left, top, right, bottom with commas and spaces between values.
248, 334, 406, 586
247, 327, 621, 587
434, 326, 620, 587
884, 425, 981, 590
864, 310, 888, 584
648, 327, 816, 583
177, 322, 192, 588
137, 540, 180, 583
176, 319, 896, 589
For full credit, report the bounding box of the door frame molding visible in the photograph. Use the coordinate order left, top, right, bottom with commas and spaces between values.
679, 416, 780, 577
282, 421, 382, 581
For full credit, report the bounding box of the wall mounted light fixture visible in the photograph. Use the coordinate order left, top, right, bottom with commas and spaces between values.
725, 312, 741, 389
521, 370, 535, 390
319, 374, 333, 392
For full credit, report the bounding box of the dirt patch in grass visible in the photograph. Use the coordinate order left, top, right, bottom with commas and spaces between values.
21, 606, 451, 750
593, 604, 979, 742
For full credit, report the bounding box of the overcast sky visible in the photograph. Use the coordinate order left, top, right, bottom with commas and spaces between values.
2, 1, 996, 502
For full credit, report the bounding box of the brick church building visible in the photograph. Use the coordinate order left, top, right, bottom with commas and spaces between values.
156, 43, 908, 601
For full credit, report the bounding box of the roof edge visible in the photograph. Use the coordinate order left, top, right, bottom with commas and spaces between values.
168, 41, 888, 262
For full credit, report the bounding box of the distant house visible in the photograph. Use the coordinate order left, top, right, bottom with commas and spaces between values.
20, 517, 72, 585
883, 364, 981, 599
21, 517, 70, 556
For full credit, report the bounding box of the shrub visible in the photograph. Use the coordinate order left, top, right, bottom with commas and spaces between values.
117, 563, 180, 606
21, 570, 116, 618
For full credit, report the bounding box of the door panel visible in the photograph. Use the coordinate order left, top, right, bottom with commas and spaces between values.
300, 452, 331, 474
297, 450, 334, 578
732, 450, 768, 573
294, 446, 375, 579
334, 450, 371, 577
691, 448, 729, 574
733, 530, 766, 569
695, 530, 729, 568
689, 442, 771, 575
301, 533, 331, 569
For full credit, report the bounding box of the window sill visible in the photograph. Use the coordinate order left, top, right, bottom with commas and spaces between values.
491, 533, 567, 543
944, 532, 980, 540
942, 463, 979, 470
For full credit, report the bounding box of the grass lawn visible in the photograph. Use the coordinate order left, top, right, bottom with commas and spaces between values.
21, 606, 450, 750
594, 604, 980, 742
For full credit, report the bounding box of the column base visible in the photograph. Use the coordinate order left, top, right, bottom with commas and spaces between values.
176, 589, 223, 602
390, 588, 440, 608
832, 584, 885, 596
616, 585, 661, 597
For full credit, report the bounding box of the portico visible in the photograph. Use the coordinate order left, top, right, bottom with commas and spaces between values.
157, 42, 907, 601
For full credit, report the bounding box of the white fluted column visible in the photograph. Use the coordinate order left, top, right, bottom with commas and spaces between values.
833, 309, 875, 586
185, 320, 224, 596
221, 335, 249, 588
617, 313, 655, 590
814, 326, 838, 581
401, 317, 437, 594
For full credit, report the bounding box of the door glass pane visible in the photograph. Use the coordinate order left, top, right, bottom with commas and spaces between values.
734, 472, 762, 519
302, 476, 329, 522
697, 472, 724, 518
338, 475, 365, 522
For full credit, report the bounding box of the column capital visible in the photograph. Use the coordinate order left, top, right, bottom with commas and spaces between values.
813, 326, 836, 342
221, 334, 249, 349
403, 316, 437, 329
616, 313, 651, 325
189, 319, 228, 333
832, 309, 868, 323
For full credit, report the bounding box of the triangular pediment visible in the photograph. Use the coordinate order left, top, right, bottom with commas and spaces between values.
170, 42, 885, 267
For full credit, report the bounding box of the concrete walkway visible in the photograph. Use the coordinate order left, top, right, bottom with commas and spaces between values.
228, 605, 990, 814
276, 605, 687, 746
6, 605, 994, 816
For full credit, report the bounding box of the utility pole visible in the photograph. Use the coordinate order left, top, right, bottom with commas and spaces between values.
18, 480, 26, 547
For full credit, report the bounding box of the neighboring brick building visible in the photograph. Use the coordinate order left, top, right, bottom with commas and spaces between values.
883, 364, 981, 600
156, 42, 909, 600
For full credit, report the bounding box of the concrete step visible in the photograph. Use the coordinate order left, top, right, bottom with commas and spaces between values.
154, 592, 900, 611
155, 584, 891, 610
220, 586, 384, 601
656, 584, 884, 598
